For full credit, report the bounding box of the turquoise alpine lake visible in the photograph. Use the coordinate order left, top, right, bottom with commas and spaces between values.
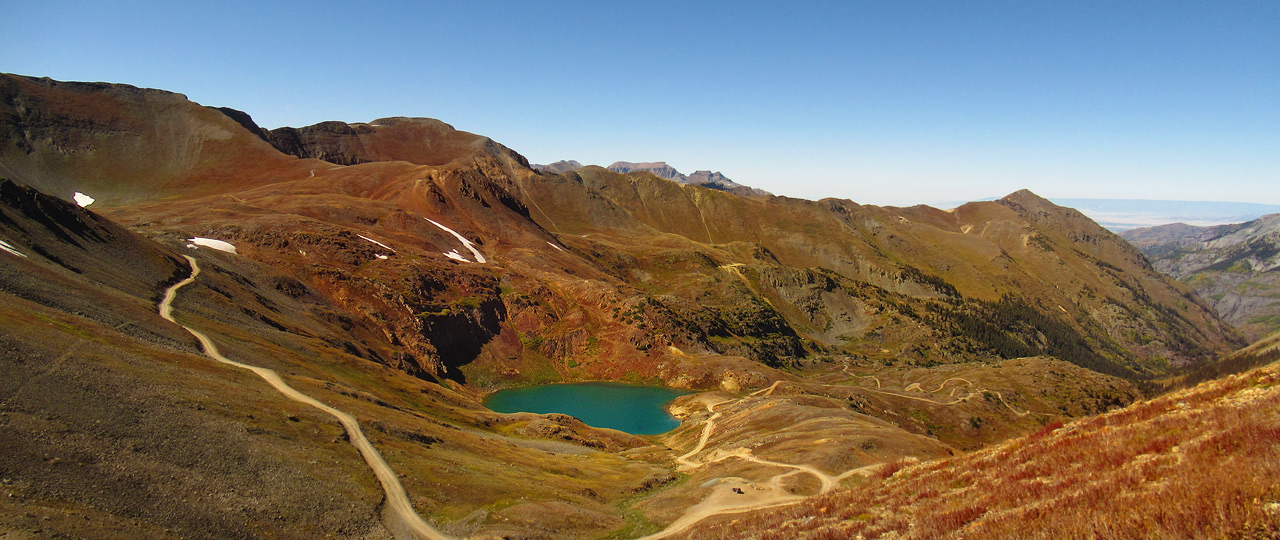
483, 382, 694, 435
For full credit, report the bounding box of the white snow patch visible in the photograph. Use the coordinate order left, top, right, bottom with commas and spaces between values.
358, 234, 395, 252
73, 192, 95, 207
186, 243, 198, 249
0, 239, 28, 258
443, 250, 469, 262
188, 237, 238, 254
376, 254, 389, 260
547, 242, 565, 252
426, 218, 486, 263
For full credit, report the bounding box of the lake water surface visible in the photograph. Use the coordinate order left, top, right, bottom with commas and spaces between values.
484, 382, 693, 435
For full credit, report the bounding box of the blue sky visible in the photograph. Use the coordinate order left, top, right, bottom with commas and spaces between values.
4, 1, 1277, 206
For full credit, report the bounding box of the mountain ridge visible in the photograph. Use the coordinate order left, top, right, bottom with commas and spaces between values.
532, 160, 772, 197
607, 160, 771, 197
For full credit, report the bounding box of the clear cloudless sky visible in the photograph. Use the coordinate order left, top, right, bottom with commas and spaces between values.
4, 1, 1277, 206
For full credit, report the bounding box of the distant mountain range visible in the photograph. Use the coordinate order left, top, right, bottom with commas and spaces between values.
1050, 198, 1280, 232
532, 160, 771, 197
532, 159, 583, 174
1122, 213, 1280, 341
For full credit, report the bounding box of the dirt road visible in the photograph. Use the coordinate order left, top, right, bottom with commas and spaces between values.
161, 255, 452, 540
646, 389, 876, 540
645, 368, 1036, 539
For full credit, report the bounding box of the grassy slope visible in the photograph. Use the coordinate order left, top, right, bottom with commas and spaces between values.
0, 277, 394, 539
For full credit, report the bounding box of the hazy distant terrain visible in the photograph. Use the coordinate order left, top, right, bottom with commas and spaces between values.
1123, 214, 1280, 341
1052, 198, 1280, 232
534, 160, 771, 197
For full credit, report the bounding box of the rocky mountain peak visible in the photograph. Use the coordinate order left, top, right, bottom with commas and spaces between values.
265, 116, 529, 168
531, 160, 584, 174
1000, 188, 1054, 209
606, 161, 770, 196
607, 161, 683, 180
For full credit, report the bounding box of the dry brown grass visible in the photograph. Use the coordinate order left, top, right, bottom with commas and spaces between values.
676, 364, 1280, 540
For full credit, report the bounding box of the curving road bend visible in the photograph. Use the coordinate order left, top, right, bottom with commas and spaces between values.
161, 255, 452, 540
648, 391, 878, 540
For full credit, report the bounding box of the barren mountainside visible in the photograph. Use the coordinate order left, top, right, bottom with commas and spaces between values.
0, 72, 1263, 539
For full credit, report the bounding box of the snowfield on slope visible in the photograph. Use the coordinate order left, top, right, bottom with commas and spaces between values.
187, 237, 238, 254
358, 234, 394, 260
0, 239, 28, 258
358, 234, 395, 252
427, 218, 486, 263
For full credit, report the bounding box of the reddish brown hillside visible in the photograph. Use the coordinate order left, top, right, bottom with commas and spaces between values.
0, 74, 313, 204
267, 116, 530, 170
0, 73, 1243, 386
517, 168, 1240, 377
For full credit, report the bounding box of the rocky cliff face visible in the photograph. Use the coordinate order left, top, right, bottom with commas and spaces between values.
1123, 214, 1280, 341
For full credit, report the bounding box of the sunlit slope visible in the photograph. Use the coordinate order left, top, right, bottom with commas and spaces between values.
519, 169, 1240, 378
0, 74, 317, 204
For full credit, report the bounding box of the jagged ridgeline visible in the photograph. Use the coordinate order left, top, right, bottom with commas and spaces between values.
0, 73, 1241, 387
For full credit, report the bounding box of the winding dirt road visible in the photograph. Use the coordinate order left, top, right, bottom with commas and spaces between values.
644, 368, 1039, 539
839, 367, 1030, 416
646, 390, 877, 540
161, 255, 451, 540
